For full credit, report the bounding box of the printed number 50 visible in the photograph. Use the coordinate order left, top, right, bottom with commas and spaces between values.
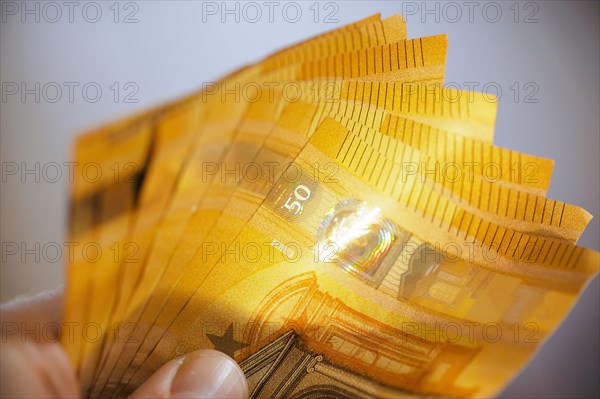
283, 185, 311, 215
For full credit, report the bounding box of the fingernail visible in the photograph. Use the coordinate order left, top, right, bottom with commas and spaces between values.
170, 349, 248, 399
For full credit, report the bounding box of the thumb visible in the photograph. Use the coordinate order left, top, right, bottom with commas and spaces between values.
129, 349, 249, 399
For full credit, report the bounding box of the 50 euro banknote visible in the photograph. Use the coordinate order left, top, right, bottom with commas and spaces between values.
59, 15, 598, 399
110, 114, 598, 398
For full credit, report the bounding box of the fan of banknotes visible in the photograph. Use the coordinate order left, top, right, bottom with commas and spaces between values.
63, 14, 599, 398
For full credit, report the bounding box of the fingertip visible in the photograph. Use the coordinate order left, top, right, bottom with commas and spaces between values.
130, 349, 248, 399
0, 341, 79, 398
1, 287, 64, 341
170, 350, 248, 399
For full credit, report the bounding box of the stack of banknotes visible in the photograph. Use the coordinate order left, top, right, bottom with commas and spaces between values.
63, 14, 599, 398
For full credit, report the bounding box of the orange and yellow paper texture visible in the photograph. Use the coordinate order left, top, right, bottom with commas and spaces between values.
63, 14, 598, 398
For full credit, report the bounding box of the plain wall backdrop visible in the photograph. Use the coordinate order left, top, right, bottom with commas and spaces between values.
1, 1, 598, 397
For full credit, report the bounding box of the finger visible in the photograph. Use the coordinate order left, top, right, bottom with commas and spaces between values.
1, 287, 63, 342
129, 349, 248, 399
0, 341, 79, 398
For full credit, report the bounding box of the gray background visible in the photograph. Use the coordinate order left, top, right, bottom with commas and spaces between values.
1, 1, 598, 397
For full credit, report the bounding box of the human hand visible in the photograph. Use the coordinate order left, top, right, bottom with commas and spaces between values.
0, 289, 249, 398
